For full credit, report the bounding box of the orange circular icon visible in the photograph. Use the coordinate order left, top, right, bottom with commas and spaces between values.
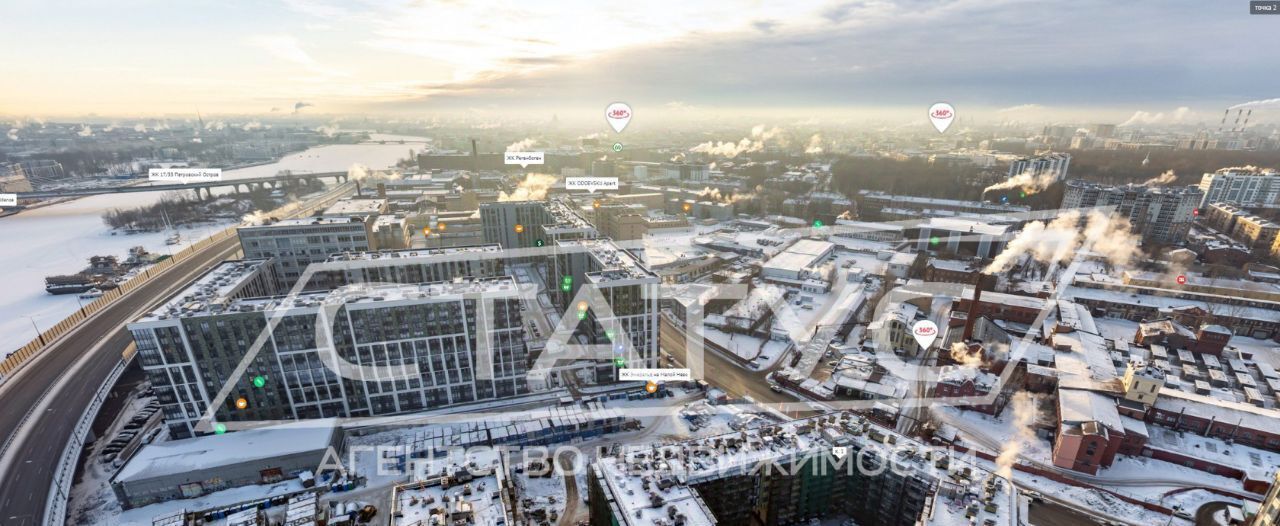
437, 222, 446, 231
577, 301, 588, 311
645, 382, 658, 393
421, 226, 432, 236
593, 200, 601, 209
514, 224, 525, 234
682, 203, 692, 212
235, 397, 248, 410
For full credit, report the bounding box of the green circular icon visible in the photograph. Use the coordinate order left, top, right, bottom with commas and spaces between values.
813, 220, 824, 228
252, 375, 266, 388
535, 239, 545, 247
614, 357, 626, 367
214, 422, 227, 434
929, 236, 940, 246
612, 142, 623, 152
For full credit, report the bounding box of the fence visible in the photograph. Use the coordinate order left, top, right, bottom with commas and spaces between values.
0, 227, 236, 380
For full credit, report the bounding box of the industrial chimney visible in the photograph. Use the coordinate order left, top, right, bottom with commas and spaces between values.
962, 272, 990, 341
470, 138, 479, 190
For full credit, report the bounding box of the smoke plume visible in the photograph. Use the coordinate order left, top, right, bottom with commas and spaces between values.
500, 173, 557, 201
985, 210, 1141, 273
133, 123, 148, 133
77, 125, 94, 137
995, 392, 1037, 479
1082, 210, 1141, 269
689, 124, 786, 157
6, 129, 17, 141
1228, 98, 1280, 110
983, 168, 1058, 196
949, 342, 984, 368
506, 138, 537, 151
315, 124, 339, 137
805, 134, 824, 155
347, 163, 370, 181
984, 211, 1082, 273
1141, 170, 1177, 186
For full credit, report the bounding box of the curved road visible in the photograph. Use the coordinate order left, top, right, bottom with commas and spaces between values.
0, 236, 242, 525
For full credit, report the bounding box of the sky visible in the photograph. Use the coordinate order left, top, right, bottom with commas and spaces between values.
1, 0, 1278, 121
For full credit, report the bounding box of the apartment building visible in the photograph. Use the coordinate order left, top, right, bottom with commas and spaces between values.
549, 238, 660, 381
588, 412, 1013, 526
128, 259, 528, 439
237, 216, 376, 290
1060, 180, 1203, 244
1198, 167, 1280, 209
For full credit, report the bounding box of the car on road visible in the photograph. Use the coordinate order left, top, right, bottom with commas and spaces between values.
769, 383, 783, 393
1020, 490, 1044, 502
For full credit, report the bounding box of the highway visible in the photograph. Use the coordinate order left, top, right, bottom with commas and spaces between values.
657, 316, 802, 408
0, 235, 243, 525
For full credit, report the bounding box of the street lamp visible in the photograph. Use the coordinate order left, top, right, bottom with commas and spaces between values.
26, 316, 45, 346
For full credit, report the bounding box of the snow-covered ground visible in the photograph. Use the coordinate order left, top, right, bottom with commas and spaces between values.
0, 140, 416, 356
699, 326, 790, 369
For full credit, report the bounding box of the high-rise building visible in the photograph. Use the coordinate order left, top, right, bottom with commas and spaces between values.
1197, 167, 1280, 208
237, 216, 376, 290
549, 238, 660, 382
129, 258, 528, 439
1254, 470, 1280, 526
1061, 180, 1203, 244
480, 200, 552, 249
1007, 152, 1071, 179
1089, 124, 1117, 139
480, 199, 599, 251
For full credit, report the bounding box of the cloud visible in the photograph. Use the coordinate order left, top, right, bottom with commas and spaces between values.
369, 1, 1275, 114
247, 34, 343, 76
997, 104, 1044, 113
752, 20, 779, 33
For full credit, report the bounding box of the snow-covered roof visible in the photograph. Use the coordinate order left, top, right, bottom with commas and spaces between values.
114, 419, 338, 483
1154, 388, 1280, 435
1058, 388, 1123, 434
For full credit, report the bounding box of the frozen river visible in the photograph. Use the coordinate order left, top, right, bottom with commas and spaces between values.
0, 135, 424, 355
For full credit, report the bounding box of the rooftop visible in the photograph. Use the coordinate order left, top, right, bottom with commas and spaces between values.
114, 419, 337, 483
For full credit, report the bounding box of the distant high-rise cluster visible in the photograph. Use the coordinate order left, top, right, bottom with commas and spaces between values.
1060, 180, 1203, 244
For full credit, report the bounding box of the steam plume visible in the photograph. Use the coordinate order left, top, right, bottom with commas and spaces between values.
506, 138, 537, 151
995, 392, 1037, 479
1141, 170, 1176, 186
500, 173, 557, 201
805, 134, 824, 154
689, 124, 785, 157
